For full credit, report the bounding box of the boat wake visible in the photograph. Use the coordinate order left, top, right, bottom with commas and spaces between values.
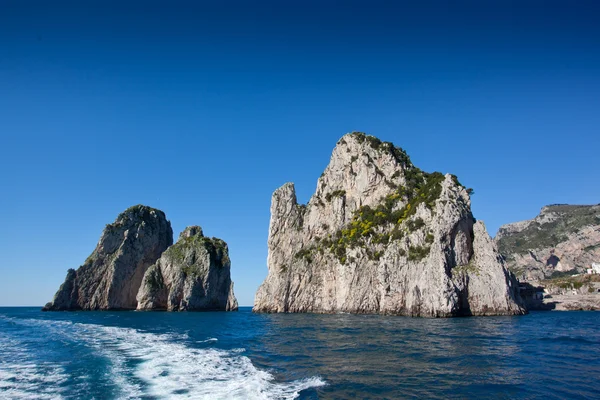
0, 320, 69, 399
0, 316, 325, 399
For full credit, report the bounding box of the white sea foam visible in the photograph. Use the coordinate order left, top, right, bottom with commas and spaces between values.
0, 328, 68, 400
197, 338, 218, 343
75, 324, 325, 399
75, 324, 144, 399
0, 363, 68, 400
0, 317, 325, 399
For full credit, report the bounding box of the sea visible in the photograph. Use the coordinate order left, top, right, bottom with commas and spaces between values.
0, 307, 598, 400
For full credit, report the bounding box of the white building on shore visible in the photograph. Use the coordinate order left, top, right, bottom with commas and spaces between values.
586, 263, 600, 274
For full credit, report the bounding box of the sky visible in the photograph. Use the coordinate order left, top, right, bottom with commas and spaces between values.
1, 1, 599, 306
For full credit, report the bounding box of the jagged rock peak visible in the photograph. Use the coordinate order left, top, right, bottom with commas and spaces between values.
136, 226, 238, 311
117, 203, 167, 218
43, 205, 173, 311
254, 132, 525, 317
179, 225, 204, 239
335, 131, 416, 168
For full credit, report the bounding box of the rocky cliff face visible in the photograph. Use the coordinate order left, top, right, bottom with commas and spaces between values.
43, 205, 173, 311
254, 132, 525, 317
137, 226, 238, 311
496, 204, 600, 281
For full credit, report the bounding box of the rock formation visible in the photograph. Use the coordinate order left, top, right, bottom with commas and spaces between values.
254, 132, 525, 317
136, 226, 238, 311
43, 205, 173, 311
496, 204, 600, 281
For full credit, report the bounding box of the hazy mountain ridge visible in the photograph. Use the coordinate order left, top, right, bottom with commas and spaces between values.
496, 204, 600, 281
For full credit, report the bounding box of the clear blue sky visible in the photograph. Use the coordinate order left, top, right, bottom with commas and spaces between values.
1, 1, 599, 306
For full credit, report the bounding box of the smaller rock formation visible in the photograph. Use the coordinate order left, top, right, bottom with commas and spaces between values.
43, 205, 173, 311
136, 226, 238, 311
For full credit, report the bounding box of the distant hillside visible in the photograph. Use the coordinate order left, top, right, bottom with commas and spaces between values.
496, 204, 600, 281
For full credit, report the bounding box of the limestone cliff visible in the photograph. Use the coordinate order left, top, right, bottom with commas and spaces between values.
137, 226, 238, 311
43, 205, 173, 311
496, 204, 600, 281
254, 132, 525, 317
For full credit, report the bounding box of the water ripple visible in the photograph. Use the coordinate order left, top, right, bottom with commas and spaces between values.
1, 309, 599, 399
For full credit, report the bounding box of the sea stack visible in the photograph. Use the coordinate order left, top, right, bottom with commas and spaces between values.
136, 226, 238, 311
43, 205, 173, 311
254, 132, 526, 317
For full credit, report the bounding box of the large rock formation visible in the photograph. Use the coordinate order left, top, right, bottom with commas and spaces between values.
43, 205, 173, 311
137, 226, 238, 311
496, 204, 600, 281
254, 132, 525, 317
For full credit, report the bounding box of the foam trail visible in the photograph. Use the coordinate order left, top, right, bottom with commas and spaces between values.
2, 317, 325, 399
76, 324, 326, 399
0, 328, 68, 400
76, 324, 144, 398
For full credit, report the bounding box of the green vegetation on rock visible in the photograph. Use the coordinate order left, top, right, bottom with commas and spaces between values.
290, 133, 469, 267
408, 245, 431, 261
119, 204, 164, 221
407, 218, 426, 232
453, 260, 479, 276
541, 273, 600, 290
294, 164, 446, 264
325, 190, 346, 202
349, 132, 414, 169
144, 267, 164, 291
166, 233, 230, 276
549, 269, 578, 279
104, 204, 166, 234
294, 248, 313, 263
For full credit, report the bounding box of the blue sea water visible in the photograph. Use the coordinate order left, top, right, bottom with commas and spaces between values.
0, 308, 599, 399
